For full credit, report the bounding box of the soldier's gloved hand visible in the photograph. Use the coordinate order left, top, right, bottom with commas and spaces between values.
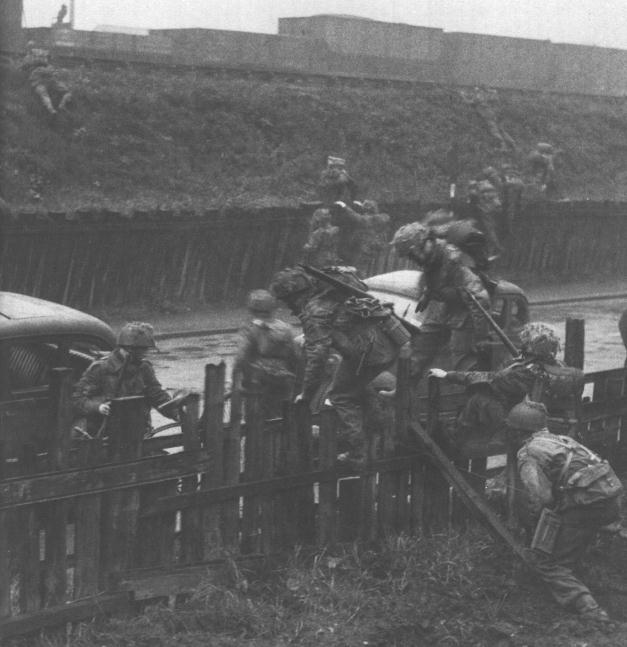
98, 402, 111, 416
334, 201, 346, 208
429, 368, 447, 379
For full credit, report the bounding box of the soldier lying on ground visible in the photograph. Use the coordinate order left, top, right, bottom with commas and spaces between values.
428, 322, 584, 448
390, 222, 491, 387
232, 289, 300, 419
270, 266, 409, 469
507, 399, 622, 623
72, 322, 179, 438
20, 43, 71, 117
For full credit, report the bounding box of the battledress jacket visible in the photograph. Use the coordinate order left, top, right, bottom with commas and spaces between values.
72, 348, 172, 435
419, 241, 490, 335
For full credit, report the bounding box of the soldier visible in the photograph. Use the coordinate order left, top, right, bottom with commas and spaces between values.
72, 322, 178, 437
334, 199, 390, 277
20, 43, 71, 117
232, 289, 299, 419
473, 179, 504, 257
390, 222, 490, 386
318, 156, 357, 206
507, 399, 622, 623
429, 322, 584, 447
302, 208, 340, 268
528, 143, 560, 198
460, 87, 516, 152
270, 267, 408, 468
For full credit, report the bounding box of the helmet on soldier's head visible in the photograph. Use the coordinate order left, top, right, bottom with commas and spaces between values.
390, 222, 431, 258
270, 268, 314, 301
117, 322, 156, 348
247, 289, 277, 315
362, 199, 378, 214
519, 322, 561, 359
506, 399, 548, 434
311, 208, 331, 229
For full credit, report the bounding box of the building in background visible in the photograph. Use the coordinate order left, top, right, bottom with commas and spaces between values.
1, 0, 24, 54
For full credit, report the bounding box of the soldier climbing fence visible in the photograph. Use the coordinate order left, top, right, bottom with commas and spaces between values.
1, 335, 627, 640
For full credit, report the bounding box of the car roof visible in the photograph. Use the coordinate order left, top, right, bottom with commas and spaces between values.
0, 292, 116, 346
365, 270, 527, 299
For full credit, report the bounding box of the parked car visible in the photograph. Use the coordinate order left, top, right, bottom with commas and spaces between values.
0, 292, 115, 453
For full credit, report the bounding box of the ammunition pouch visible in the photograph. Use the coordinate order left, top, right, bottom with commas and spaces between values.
531, 508, 562, 555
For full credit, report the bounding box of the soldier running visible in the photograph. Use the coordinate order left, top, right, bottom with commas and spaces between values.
507, 399, 622, 623
270, 267, 408, 468
232, 289, 300, 419
72, 322, 178, 437
390, 222, 491, 386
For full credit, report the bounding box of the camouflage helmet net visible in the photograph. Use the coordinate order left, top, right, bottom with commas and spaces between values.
506, 398, 548, 433
269, 267, 314, 300
117, 321, 156, 348
519, 322, 561, 358
390, 222, 431, 258
247, 289, 277, 314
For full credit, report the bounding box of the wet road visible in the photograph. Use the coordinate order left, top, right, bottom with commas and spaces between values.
152, 299, 627, 396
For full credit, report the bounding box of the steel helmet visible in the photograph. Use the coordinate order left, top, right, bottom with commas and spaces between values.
269, 267, 314, 300
247, 289, 277, 315
506, 399, 548, 433
390, 222, 431, 258
117, 322, 156, 348
520, 322, 561, 359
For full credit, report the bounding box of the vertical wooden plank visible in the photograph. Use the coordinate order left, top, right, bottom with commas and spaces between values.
564, 318, 585, 369
0, 441, 10, 618
222, 388, 243, 551
294, 402, 315, 545
201, 363, 226, 559
42, 369, 73, 608
241, 389, 263, 554
360, 418, 377, 543
17, 443, 41, 613
259, 417, 275, 555
377, 401, 398, 538
317, 408, 337, 547
179, 393, 203, 564
100, 396, 144, 589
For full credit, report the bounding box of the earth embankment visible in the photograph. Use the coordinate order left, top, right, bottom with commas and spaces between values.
2, 62, 627, 211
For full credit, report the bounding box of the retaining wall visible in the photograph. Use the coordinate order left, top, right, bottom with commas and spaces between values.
2, 201, 626, 310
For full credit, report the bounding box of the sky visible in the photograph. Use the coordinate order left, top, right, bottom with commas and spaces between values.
22, 0, 627, 49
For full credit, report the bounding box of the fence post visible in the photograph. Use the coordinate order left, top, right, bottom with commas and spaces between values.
201, 363, 226, 558
564, 318, 585, 369
42, 368, 73, 608
101, 395, 144, 588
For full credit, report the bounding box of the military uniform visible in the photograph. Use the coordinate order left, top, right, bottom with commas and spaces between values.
409, 239, 490, 382
299, 290, 401, 462
337, 201, 390, 277
21, 49, 70, 115
233, 316, 299, 418
517, 430, 621, 614
302, 210, 340, 268
72, 348, 171, 436
318, 159, 357, 206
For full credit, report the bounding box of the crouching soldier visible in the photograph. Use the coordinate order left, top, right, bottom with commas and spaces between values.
507, 399, 622, 623
232, 289, 300, 419
429, 322, 584, 448
72, 322, 178, 438
21, 43, 71, 117
390, 222, 491, 386
270, 267, 410, 469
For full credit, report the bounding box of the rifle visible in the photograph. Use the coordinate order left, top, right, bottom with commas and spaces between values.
298, 264, 421, 334
463, 287, 520, 358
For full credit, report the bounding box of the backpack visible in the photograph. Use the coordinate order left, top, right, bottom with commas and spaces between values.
549, 436, 624, 508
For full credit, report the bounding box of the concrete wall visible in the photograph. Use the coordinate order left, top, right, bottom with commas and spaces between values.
550, 43, 624, 95
0, 0, 24, 53
444, 32, 552, 90
279, 14, 443, 62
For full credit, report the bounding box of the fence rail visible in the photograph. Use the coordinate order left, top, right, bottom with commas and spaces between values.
1, 345, 627, 639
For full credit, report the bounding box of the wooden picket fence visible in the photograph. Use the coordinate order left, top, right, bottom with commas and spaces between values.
1, 352, 627, 640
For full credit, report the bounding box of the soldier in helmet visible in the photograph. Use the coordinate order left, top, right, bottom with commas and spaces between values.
72, 322, 177, 437
429, 322, 584, 447
318, 156, 358, 206
507, 399, 621, 623
270, 267, 408, 469
232, 289, 300, 418
302, 208, 340, 268
20, 42, 71, 117
391, 222, 491, 386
